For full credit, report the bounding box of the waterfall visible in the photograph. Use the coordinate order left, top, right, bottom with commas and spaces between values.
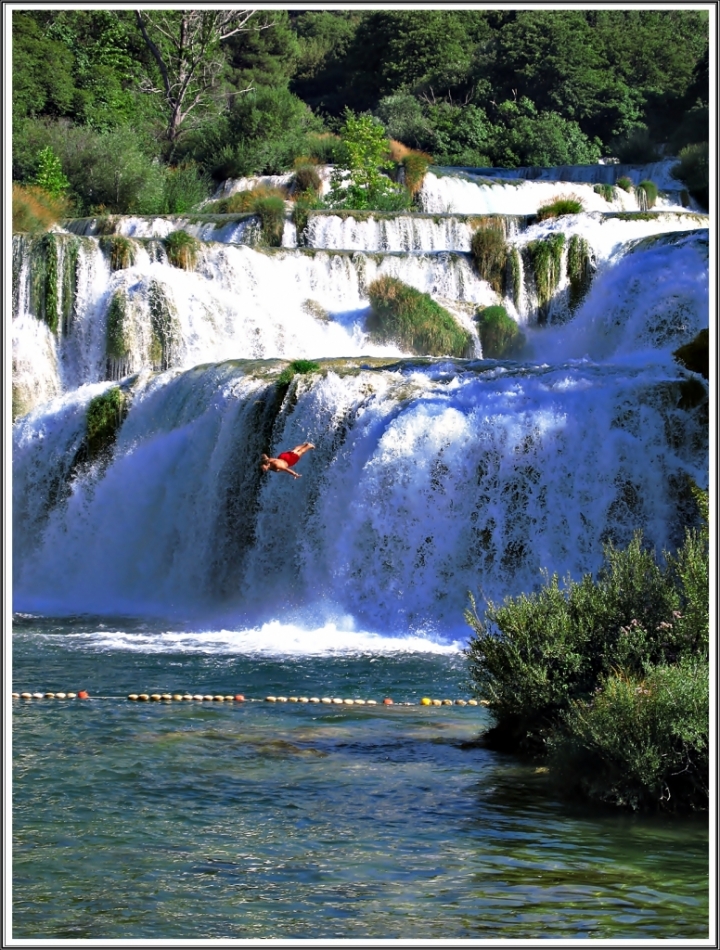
12, 165, 708, 636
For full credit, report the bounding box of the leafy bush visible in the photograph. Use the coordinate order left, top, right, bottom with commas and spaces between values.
366, 276, 472, 357
491, 98, 601, 167
206, 185, 288, 215
465, 486, 709, 810
32, 145, 69, 198
636, 179, 658, 210
162, 163, 211, 214
671, 143, 708, 209
277, 359, 321, 386
305, 132, 343, 165
476, 305, 524, 359
616, 176, 634, 192
611, 127, 661, 164
593, 183, 615, 202
163, 230, 201, 270
291, 191, 323, 243
470, 226, 507, 294
554, 658, 708, 810
536, 195, 583, 221
12, 184, 69, 234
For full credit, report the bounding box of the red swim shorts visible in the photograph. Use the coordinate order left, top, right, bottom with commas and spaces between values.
277, 451, 300, 467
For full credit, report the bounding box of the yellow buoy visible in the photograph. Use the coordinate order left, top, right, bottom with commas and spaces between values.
128, 694, 139, 701
467, 699, 478, 706
289, 697, 299, 703
172, 694, 183, 701
162, 694, 173, 701
150, 694, 162, 701
139, 694, 150, 701
420, 697, 431, 706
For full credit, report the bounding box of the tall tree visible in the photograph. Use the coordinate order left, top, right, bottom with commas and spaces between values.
134, 9, 274, 151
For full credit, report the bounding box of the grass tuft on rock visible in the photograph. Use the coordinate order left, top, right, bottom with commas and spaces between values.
277, 359, 321, 386
636, 180, 658, 211
593, 183, 616, 202
100, 235, 136, 271
536, 195, 583, 221
163, 230, 200, 270
470, 225, 507, 294
616, 176, 634, 193
476, 305, 524, 359
526, 233, 566, 319
86, 387, 129, 460
367, 276, 472, 357
566, 235, 593, 311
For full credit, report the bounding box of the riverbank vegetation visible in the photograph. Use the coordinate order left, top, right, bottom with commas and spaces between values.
466, 484, 709, 812
12, 9, 708, 221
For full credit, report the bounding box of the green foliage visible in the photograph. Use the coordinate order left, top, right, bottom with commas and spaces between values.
470, 226, 508, 294
100, 236, 136, 271
673, 329, 709, 380
536, 196, 584, 221
105, 291, 132, 370
671, 143, 708, 210
492, 98, 602, 167
252, 196, 287, 247
327, 110, 410, 211
85, 386, 129, 460
292, 192, 323, 243
611, 127, 661, 163
163, 230, 201, 270
162, 163, 211, 214
304, 132, 343, 165
526, 234, 566, 319
616, 176, 634, 193
12, 184, 69, 235
375, 94, 431, 151
465, 490, 709, 810
636, 180, 658, 211
277, 359, 321, 386
566, 235, 593, 311
555, 659, 708, 810
476, 305, 524, 359
32, 145, 69, 198
593, 183, 616, 202
401, 152, 431, 198
293, 162, 322, 197
366, 276, 471, 357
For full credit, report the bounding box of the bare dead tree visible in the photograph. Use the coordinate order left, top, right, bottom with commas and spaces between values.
135, 10, 274, 150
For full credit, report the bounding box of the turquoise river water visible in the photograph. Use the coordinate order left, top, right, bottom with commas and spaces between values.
11, 615, 709, 941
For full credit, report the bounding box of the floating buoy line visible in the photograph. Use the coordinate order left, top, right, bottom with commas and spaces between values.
12, 691, 490, 707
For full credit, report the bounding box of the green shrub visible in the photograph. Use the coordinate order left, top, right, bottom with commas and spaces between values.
465, 486, 709, 810
611, 127, 661, 164
555, 659, 708, 811
86, 387, 128, 460
566, 235, 593, 311
593, 183, 615, 202
673, 329, 709, 379
616, 176, 634, 193
470, 226, 507, 294
366, 276, 472, 357
402, 151, 432, 198
476, 305, 524, 359
162, 163, 211, 214
536, 195, 583, 221
292, 192, 323, 243
305, 132, 343, 165
293, 161, 322, 197
32, 145, 70, 198
636, 180, 658, 210
526, 233, 565, 318
205, 185, 288, 215
277, 359, 321, 386
253, 195, 287, 246
163, 230, 201, 270
100, 235, 136, 271
12, 183, 69, 235
671, 143, 708, 209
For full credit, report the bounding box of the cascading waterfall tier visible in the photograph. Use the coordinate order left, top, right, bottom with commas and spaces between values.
12, 358, 707, 632
12, 163, 709, 639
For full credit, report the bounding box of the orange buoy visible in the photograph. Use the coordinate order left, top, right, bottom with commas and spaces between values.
383, 698, 393, 705
234, 694, 245, 702
77, 690, 90, 699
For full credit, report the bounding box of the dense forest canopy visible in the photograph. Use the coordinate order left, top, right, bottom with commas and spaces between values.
12, 8, 709, 214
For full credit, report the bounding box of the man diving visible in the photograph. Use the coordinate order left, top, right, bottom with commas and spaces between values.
260, 442, 315, 479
